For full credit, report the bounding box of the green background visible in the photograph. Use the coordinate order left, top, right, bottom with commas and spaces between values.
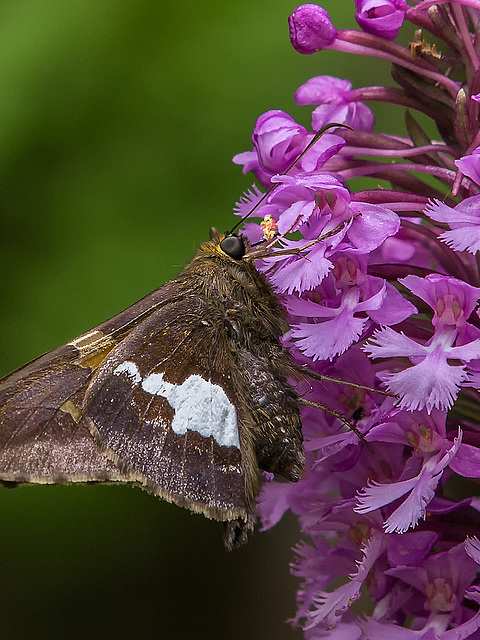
0, 1, 400, 638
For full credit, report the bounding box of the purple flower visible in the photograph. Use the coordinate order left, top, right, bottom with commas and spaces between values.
425, 148, 480, 254
265, 238, 334, 294
386, 542, 480, 629
295, 75, 353, 105
425, 195, 480, 254
288, 4, 336, 54
306, 532, 384, 628
295, 75, 375, 131
355, 0, 407, 40
234, 2, 480, 636
233, 110, 345, 188
252, 177, 402, 297
288, 262, 416, 360
311, 98, 375, 133
364, 275, 480, 412
268, 172, 352, 238
455, 148, 480, 187
367, 325, 476, 411
355, 429, 462, 533
405, 273, 480, 333
233, 110, 309, 187
289, 284, 381, 360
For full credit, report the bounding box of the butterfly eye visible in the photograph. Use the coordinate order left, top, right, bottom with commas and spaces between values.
220, 235, 246, 260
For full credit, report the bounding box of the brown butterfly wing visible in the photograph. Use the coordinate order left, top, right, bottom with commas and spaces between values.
0, 344, 123, 484
84, 296, 256, 527
0, 283, 178, 486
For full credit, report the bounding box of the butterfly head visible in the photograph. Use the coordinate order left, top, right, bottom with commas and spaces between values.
207, 228, 276, 266
208, 227, 251, 262
219, 234, 246, 260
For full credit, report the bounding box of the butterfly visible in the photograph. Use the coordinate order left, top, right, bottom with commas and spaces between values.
0, 125, 380, 549
0, 226, 313, 549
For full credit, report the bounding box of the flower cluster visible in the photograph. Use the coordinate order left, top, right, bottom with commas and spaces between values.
234, 2, 480, 638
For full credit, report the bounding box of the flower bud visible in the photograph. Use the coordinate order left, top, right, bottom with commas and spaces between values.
288, 4, 336, 54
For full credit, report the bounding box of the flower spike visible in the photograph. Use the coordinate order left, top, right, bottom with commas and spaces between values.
233, 2, 480, 637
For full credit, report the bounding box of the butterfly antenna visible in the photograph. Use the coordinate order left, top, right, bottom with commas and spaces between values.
229, 122, 352, 235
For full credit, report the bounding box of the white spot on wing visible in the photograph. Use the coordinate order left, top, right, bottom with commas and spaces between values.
142, 372, 239, 448
113, 361, 141, 384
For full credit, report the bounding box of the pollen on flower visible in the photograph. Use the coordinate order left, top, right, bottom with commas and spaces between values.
260, 215, 278, 241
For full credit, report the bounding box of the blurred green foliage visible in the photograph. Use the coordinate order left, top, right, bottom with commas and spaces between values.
0, 1, 403, 638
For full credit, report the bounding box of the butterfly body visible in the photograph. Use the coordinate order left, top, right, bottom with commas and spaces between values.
0, 230, 304, 548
